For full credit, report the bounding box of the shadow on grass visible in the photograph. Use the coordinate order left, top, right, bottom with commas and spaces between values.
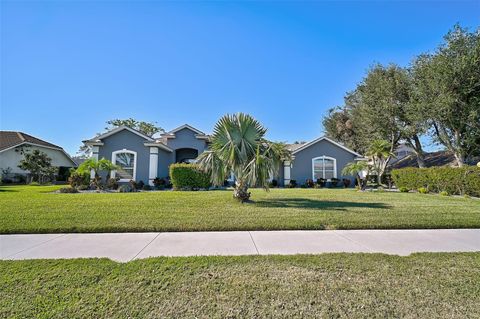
0, 188, 19, 192
254, 198, 392, 211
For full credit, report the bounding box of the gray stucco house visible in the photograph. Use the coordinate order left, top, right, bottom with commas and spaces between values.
83, 124, 365, 186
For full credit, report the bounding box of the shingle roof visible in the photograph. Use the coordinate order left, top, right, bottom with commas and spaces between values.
286, 143, 306, 152
0, 131, 64, 152
388, 151, 456, 169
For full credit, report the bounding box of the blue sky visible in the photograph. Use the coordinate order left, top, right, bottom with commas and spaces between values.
1, 1, 479, 155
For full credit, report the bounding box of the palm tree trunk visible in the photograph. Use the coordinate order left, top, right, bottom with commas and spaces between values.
233, 180, 251, 203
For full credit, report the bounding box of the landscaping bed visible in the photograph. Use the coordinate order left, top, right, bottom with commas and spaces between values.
1, 253, 479, 318
1, 185, 479, 233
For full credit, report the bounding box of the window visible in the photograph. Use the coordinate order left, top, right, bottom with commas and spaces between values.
312, 156, 337, 180
112, 150, 137, 181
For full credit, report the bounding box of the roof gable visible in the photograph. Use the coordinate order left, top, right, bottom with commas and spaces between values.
0, 131, 76, 166
0, 131, 63, 152
167, 124, 205, 135
84, 126, 155, 143
291, 136, 362, 157
161, 124, 209, 140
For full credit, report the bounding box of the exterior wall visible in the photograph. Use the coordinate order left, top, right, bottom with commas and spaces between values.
165, 128, 208, 153
157, 148, 174, 178
290, 139, 357, 185
276, 162, 285, 186
97, 129, 154, 184
0, 146, 75, 174
95, 127, 209, 183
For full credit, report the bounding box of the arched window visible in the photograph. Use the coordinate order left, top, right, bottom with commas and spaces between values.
312, 156, 337, 180
112, 150, 137, 182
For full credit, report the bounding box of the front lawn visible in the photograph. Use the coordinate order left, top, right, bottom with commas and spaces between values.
1, 253, 479, 318
1, 185, 479, 233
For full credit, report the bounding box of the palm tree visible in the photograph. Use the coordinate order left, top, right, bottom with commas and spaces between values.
98, 158, 119, 180
342, 161, 369, 190
77, 158, 118, 188
197, 113, 290, 202
366, 140, 394, 186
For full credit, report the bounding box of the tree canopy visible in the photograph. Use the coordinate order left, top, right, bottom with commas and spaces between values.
197, 113, 290, 202
323, 24, 479, 167
105, 118, 164, 137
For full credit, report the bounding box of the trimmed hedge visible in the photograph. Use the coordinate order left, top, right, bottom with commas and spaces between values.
391, 166, 480, 197
169, 163, 211, 190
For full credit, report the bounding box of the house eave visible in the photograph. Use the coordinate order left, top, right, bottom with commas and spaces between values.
291, 136, 363, 157
86, 126, 155, 143
143, 142, 174, 153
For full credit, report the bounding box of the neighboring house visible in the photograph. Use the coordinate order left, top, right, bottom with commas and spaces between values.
281, 137, 366, 186
84, 124, 366, 186
0, 131, 77, 180
388, 143, 416, 167
389, 150, 457, 169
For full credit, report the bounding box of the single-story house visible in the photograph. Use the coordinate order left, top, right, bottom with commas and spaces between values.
0, 131, 77, 181
83, 124, 366, 186
388, 150, 457, 169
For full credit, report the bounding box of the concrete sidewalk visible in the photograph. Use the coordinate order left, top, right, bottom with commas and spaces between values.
1, 229, 479, 262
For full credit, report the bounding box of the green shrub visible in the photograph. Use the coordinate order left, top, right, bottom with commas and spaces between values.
464, 167, 480, 197
268, 179, 278, 188
136, 180, 145, 190
129, 180, 138, 191
342, 178, 351, 188
29, 182, 41, 186
142, 184, 152, 191
77, 185, 90, 191
392, 166, 480, 197
287, 180, 297, 188
58, 187, 79, 193
169, 163, 211, 190
440, 191, 449, 196
305, 179, 314, 188
68, 170, 90, 188
330, 178, 340, 188
118, 185, 132, 193
399, 186, 409, 193
153, 177, 172, 190
106, 178, 119, 190
418, 187, 428, 194
316, 178, 326, 188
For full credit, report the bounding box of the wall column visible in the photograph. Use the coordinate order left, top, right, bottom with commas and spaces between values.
149, 147, 159, 186
283, 160, 291, 186
90, 146, 99, 179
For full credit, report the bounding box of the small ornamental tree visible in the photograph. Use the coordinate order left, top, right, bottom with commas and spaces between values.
77, 158, 118, 189
18, 149, 57, 183
342, 161, 370, 190
366, 140, 395, 186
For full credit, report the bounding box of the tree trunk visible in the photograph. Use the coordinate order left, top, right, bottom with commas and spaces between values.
454, 152, 464, 167
361, 171, 370, 191
233, 180, 251, 202
356, 175, 362, 190
411, 135, 426, 168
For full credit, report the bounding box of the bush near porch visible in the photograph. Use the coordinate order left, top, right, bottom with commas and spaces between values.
391, 166, 480, 197
169, 163, 211, 190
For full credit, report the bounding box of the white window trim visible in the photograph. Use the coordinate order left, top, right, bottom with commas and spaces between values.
112, 149, 137, 182
312, 156, 337, 181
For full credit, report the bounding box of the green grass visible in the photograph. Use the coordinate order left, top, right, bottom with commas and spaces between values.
0, 185, 479, 233
1, 253, 479, 318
